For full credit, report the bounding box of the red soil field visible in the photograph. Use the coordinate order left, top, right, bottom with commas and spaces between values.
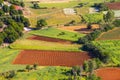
13, 50, 90, 67
28, 35, 73, 44
106, 2, 120, 10
95, 68, 120, 80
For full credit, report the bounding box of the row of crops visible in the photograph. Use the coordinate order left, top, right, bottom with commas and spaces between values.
92, 40, 120, 64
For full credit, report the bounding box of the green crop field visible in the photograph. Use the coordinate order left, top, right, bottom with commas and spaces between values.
97, 28, 120, 40
29, 28, 85, 41
0, 48, 25, 72
10, 39, 81, 51
39, 1, 80, 8
92, 40, 120, 64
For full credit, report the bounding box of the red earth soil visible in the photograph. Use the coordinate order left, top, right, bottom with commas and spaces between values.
106, 2, 120, 10
28, 35, 73, 44
13, 50, 90, 67
95, 68, 120, 80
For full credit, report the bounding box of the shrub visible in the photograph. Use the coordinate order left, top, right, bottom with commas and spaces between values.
82, 13, 104, 24
113, 19, 120, 27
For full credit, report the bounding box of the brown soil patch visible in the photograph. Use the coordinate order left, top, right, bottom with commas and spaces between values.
28, 35, 73, 44
95, 68, 120, 80
13, 50, 90, 67
106, 2, 120, 10
58, 24, 99, 34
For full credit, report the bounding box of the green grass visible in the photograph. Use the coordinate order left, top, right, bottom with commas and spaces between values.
10, 39, 81, 52
0, 48, 25, 72
29, 28, 85, 41
12, 67, 70, 80
97, 28, 120, 40
39, 1, 80, 8
92, 40, 120, 64
12, 66, 86, 80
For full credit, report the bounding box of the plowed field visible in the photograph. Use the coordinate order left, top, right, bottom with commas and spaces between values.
13, 50, 90, 66
106, 2, 120, 10
28, 35, 73, 44
95, 68, 120, 80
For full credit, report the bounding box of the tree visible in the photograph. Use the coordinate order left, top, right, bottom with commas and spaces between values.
104, 10, 115, 23
33, 64, 37, 70
33, 3, 40, 9
20, 2, 25, 7
83, 61, 89, 72
26, 65, 31, 72
0, 10, 4, 16
0, 22, 3, 28
2, 5, 9, 13
0, 0, 3, 6
36, 19, 47, 29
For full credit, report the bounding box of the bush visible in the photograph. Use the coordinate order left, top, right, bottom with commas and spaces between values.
82, 13, 104, 24
113, 19, 120, 27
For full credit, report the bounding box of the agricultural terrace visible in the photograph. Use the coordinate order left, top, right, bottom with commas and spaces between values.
11, 67, 75, 80
29, 28, 85, 41
39, 1, 80, 8
10, 39, 81, 51
97, 28, 120, 40
95, 68, 120, 80
0, 48, 25, 72
13, 50, 90, 66
92, 40, 120, 64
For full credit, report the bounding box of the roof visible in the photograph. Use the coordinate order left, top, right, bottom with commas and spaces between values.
14, 5, 23, 10
105, 2, 120, 10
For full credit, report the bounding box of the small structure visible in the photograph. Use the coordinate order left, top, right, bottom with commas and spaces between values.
105, 2, 120, 19
14, 5, 23, 10
105, 2, 120, 10
89, 7, 99, 14
24, 27, 32, 32
63, 8, 76, 15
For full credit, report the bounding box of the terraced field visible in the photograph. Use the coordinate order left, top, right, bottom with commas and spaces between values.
29, 28, 85, 41
13, 50, 90, 66
92, 40, 120, 64
97, 28, 120, 40
95, 68, 120, 80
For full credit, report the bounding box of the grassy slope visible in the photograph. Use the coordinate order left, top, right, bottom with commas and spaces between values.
0, 48, 25, 72
10, 39, 81, 52
39, 1, 80, 8
29, 28, 85, 41
97, 28, 120, 40
92, 40, 120, 64
12, 67, 70, 80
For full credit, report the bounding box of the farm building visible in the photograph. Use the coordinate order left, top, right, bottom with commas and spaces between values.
105, 2, 120, 10
63, 8, 76, 15
105, 2, 120, 19
14, 5, 23, 10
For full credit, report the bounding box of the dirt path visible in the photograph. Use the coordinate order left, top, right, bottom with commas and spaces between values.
13, 50, 90, 67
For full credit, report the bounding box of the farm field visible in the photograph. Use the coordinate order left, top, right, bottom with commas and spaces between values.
92, 40, 120, 64
58, 24, 99, 33
39, 1, 80, 8
12, 67, 72, 80
29, 27, 85, 41
0, 48, 25, 72
97, 28, 120, 40
28, 35, 73, 44
95, 68, 120, 80
13, 50, 90, 66
10, 39, 81, 51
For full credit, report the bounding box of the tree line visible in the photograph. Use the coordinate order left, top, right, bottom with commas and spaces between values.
0, 0, 30, 45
